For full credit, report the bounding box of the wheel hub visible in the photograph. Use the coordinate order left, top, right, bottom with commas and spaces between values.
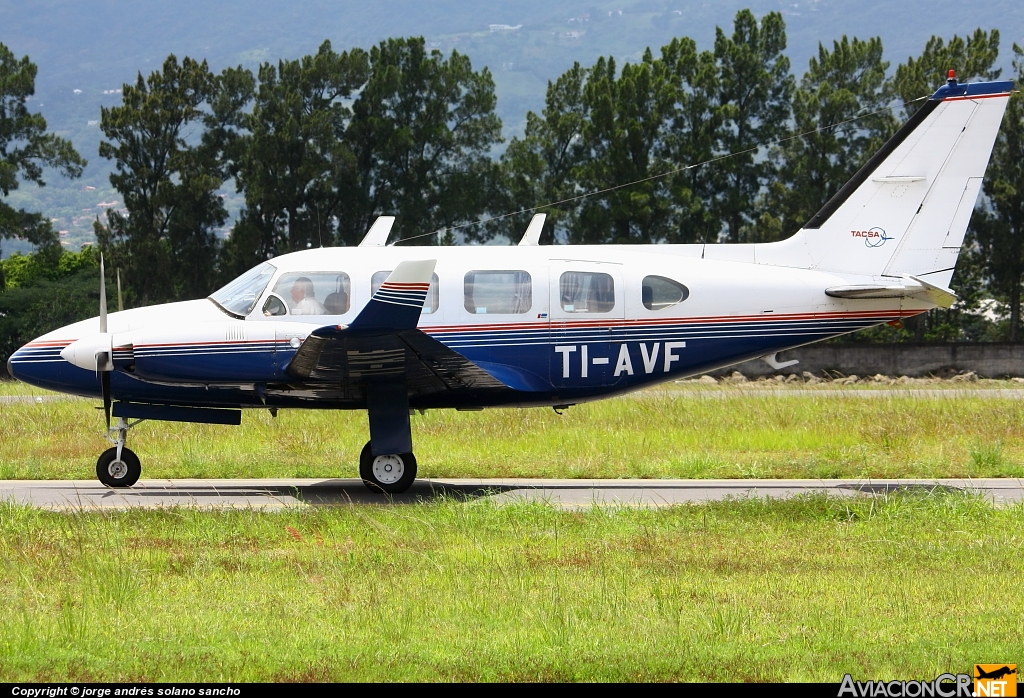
107, 459, 128, 480
371, 455, 405, 484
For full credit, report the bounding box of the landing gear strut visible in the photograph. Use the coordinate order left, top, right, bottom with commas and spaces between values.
359, 441, 416, 494
96, 416, 143, 487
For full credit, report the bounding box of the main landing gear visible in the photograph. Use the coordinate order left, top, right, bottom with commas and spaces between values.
359, 441, 417, 494
96, 416, 143, 487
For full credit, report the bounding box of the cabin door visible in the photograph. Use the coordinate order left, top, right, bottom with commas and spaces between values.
549, 261, 625, 388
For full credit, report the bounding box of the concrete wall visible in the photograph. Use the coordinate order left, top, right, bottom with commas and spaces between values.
707, 343, 1024, 378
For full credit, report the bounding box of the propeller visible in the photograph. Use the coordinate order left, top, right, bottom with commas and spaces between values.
98, 255, 111, 429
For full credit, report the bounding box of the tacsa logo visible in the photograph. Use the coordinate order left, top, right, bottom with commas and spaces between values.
975, 665, 1017, 697
850, 226, 894, 248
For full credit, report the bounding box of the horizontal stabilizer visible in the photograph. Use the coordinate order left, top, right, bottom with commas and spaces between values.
348, 259, 437, 331
825, 275, 957, 308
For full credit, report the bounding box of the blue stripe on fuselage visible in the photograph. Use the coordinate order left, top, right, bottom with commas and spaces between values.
8, 313, 900, 408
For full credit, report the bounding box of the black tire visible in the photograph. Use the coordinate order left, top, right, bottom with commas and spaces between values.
359, 441, 417, 494
96, 446, 141, 488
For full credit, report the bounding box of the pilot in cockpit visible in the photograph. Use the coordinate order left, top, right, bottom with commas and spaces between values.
289, 277, 327, 315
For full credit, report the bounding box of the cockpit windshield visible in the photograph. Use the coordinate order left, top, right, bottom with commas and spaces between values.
208, 261, 277, 317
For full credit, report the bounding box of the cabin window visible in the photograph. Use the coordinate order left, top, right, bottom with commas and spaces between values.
464, 271, 532, 314
210, 261, 277, 317
559, 271, 615, 313
266, 272, 351, 316
642, 275, 689, 311
371, 271, 440, 314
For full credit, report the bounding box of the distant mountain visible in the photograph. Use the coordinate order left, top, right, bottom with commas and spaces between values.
2, 0, 1023, 254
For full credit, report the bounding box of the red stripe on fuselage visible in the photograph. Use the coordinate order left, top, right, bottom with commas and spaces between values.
24, 340, 74, 348
421, 308, 913, 334
942, 93, 1011, 102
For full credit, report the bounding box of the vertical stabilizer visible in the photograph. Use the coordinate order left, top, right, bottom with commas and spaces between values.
756, 77, 1013, 285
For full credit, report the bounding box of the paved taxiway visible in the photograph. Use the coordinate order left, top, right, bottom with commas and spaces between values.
1, 478, 1022, 509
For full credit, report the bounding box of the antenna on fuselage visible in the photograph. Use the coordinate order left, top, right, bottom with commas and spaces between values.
116, 269, 123, 312
316, 204, 323, 248
517, 213, 546, 246
359, 216, 396, 247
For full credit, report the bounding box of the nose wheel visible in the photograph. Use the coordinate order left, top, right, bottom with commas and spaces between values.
96, 415, 144, 488
359, 441, 416, 494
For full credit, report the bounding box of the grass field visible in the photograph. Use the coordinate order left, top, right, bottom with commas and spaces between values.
2, 380, 1024, 480
2, 381, 1024, 681
1, 493, 1021, 681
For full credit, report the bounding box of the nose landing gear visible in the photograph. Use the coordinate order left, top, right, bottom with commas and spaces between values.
96, 416, 143, 487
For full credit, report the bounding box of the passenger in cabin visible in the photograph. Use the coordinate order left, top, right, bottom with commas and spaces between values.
289, 277, 327, 315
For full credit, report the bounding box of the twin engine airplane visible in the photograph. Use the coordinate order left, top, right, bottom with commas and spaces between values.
7, 75, 1015, 492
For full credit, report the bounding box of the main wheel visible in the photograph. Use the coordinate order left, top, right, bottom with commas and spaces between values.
359, 441, 417, 494
96, 447, 141, 488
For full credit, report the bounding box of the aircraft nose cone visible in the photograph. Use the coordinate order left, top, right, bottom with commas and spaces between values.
60, 334, 112, 371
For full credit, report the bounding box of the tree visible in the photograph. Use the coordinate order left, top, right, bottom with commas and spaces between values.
659, 37, 722, 244
0, 42, 85, 287
970, 43, 1024, 341
498, 63, 591, 244
226, 41, 367, 273
498, 37, 720, 246
95, 55, 253, 305
341, 38, 503, 245
0, 246, 101, 375
569, 51, 677, 244
711, 10, 793, 243
760, 36, 896, 237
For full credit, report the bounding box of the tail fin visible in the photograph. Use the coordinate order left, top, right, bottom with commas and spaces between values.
757, 77, 1014, 286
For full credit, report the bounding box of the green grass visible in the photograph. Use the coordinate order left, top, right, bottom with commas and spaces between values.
0, 493, 1020, 681
3, 381, 1024, 480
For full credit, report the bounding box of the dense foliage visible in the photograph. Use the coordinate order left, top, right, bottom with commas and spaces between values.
1, 12, 1024, 375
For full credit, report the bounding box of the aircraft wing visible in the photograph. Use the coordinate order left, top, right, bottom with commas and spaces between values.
286, 326, 508, 395
285, 260, 508, 397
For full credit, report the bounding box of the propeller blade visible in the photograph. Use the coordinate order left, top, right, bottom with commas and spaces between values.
117, 269, 123, 313
101, 370, 111, 430
99, 254, 107, 334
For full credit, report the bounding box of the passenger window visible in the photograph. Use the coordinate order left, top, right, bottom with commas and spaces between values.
371, 271, 440, 314
270, 272, 351, 315
559, 272, 615, 313
464, 271, 532, 314
642, 275, 689, 311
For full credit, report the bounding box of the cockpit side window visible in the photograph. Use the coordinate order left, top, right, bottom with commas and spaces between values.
372, 271, 440, 314
265, 272, 351, 316
209, 262, 277, 318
